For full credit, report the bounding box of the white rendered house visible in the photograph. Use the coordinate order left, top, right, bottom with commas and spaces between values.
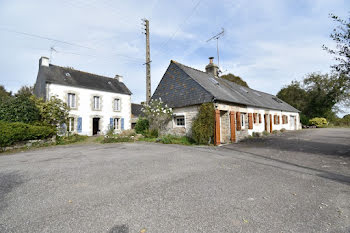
34, 57, 132, 136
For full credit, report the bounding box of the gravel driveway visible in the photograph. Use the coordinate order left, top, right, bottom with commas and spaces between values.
0, 128, 349, 233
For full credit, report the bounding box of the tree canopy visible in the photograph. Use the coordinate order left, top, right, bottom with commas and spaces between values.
220, 73, 249, 88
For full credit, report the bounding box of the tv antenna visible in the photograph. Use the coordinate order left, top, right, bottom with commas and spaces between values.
49, 46, 57, 63
206, 28, 224, 68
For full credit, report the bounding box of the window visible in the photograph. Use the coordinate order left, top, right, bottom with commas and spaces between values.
175, 115, 185, 127
114, 98, 121, 111
94, 96, 100, 110
114, 118, 120, 130
241, 114, 245, 128
68, 117, 74, 132
68, 93, 76, 108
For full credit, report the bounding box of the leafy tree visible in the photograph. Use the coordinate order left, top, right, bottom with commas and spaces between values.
15, 85, 33, 97
0, 85, 12, 100
33, 96, 69, 126
0, 94, 40, 123
142, 99, 173, 133
191, 103, 215, 144
323, 13, 350, 75
277, 81, 308, 112
220, 73, 249, 88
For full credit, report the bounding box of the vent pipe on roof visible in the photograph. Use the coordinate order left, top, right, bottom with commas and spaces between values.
205, 57, 219, 78
115, 74, 123, 83
39, 56, 49, 67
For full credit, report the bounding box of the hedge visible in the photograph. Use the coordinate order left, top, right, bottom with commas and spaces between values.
191, 103, 215, 144
309, 117, 328, 128
0, 121, 56, 147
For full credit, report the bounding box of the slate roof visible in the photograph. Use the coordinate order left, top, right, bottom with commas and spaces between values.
38, 64, 132, 95
131, 103, 143, 117
152, 60, 299, 112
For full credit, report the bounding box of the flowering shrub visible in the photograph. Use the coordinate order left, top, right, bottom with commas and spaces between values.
142, 98, 173, 133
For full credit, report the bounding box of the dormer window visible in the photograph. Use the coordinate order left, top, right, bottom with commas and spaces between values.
94, 96, 100, 110
67, 93, 76, 108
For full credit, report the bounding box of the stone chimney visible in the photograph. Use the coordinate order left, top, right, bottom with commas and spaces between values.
205, 57, 219, 78
114, 74, 123, 82
39, 56, 49, 67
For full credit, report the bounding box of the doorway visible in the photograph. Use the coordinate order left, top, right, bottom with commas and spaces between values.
93, 118, 100, 135
264, 114, 268, 132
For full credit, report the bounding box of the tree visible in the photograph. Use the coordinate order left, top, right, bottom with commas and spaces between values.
323, 13, 350, 75
220, 73, 249, 88
277, 81, 308, 112
15, 85, 33, 97
142, 99, 173, 133
33, 96, 69, 126
0, 85, 12, 100
0, 94, 40, 123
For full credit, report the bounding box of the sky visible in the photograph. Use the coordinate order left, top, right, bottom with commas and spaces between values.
0, 0, 349, 115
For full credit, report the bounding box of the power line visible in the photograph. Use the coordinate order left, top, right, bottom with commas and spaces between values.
0, 28, 94, 50
156, 0, 203, 53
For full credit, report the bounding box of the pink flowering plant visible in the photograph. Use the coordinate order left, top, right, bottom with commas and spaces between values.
142, 98, 173, 132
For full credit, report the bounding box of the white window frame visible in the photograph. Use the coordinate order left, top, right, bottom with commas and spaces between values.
241, 113, 246, 129
93, 96, 100, 110
174, 114, 186, 127
67, 93, 76, 108
114, 118, 120, 130
114, 98, 121, 111
68, 117, 75, 132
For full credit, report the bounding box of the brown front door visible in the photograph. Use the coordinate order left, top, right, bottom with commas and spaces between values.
264, 114, 268, 132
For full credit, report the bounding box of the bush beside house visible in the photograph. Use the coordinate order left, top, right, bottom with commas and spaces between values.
309, 117, 328, 128
191, 103, 215, 144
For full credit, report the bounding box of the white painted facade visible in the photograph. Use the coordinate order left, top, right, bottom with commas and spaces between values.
165, 102, 301, 143
47, 83, 131, 136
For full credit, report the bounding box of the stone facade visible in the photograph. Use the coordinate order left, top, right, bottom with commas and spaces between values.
163, 102, 301, 144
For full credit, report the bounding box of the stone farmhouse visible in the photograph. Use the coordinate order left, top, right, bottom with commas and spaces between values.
152, 58, 301, 145
34, 57, 132, 136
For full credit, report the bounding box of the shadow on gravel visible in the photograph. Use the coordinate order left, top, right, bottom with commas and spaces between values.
238, 137, 350, 157
0, 172, 24, 211
222, 147, 350, 186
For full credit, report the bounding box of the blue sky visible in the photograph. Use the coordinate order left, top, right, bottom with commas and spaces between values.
0, 0, 349, 115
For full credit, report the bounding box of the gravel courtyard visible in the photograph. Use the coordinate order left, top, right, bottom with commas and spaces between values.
0, 128, 349, 233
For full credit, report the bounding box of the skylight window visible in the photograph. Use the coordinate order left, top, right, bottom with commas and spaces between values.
65, 72, 71, 77
272, 97, 283, 103
209, 78, 219, 85
240, 87, 249, 93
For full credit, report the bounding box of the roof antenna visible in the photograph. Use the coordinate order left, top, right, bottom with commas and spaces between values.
206, 28, 224, 70
49, 46, 57, 63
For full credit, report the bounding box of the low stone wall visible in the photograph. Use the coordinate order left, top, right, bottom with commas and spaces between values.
1, 136, 56, 152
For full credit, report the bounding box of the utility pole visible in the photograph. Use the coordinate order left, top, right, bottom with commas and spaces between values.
142, 18, 151, 103
206, 28, 224, 68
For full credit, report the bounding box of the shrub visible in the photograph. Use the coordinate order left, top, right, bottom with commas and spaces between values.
0, 121, 56, 147
191, 103, 215, 144
119, 129, 136, 137
262, 131, 269, 136
144, 128, 159, 138
134, 118, 149, 134
300, 113, 310, 126
157, 135, 194, 145
0, 95, 40, 123
272, 130, 278, 134
309, 117, 328, 128
252, 132, 261, 137
101, 136, 134, 143
280, 128, 286, 132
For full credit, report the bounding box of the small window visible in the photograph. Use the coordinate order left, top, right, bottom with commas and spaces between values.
94, 96, 100, 110
175, 115, 185, 127
67, 93, 76, 108
68, 117, 74, 132
114, 98, 121, 111
240, 87, 249, 93
114, 118, 120, 130
241, 114, 246, 128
